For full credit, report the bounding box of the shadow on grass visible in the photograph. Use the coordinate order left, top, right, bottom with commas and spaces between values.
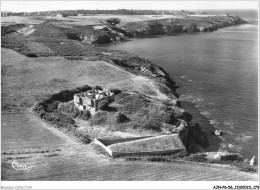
105, 106, 118, 112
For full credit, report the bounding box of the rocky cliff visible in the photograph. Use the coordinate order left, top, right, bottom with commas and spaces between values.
80, 14, 247, 44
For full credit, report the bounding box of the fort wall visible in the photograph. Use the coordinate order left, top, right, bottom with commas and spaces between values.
73, 89, 114, 115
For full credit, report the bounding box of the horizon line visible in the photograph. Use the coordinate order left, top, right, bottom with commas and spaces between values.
1, 8, 259, 13
1, 1, 258, 12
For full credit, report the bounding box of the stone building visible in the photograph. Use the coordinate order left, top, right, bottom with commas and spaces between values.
56, 13, 62, 17
74, 89, 115, 115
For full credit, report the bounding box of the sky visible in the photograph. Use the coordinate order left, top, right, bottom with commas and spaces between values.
1, 1, 259, 12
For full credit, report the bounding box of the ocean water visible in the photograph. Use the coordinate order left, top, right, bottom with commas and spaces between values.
205, 9, 258, 24
102, 14, 258, 159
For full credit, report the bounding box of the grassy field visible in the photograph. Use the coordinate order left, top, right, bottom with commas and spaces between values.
1, 16, 46, 24
1, 48, 165, 113
71, 14, 178, 27
1, 15, 178, 27
1, 113, 66, 153
2, 141, 258, 181
2, 14, 219, 28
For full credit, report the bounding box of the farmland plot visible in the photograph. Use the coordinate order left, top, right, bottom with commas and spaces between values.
2, 143, 258, 181
1, 113, 258, 181
1, 113, 66, 153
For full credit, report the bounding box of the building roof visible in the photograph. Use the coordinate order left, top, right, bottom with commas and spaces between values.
76, 89, 114, 100
108, 134, 185, 153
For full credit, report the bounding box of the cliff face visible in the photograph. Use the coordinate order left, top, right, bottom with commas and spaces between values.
123, 14, 247, 37
79, 26, 128, 44
81, 14, 247, 44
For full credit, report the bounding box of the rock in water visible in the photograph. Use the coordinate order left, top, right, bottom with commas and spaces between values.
212, 129, 223, 136
249, 156, 255, 165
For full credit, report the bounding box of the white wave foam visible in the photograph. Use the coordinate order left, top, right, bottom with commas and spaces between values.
223, 121, 234, 129
225, 131, 234, 135
234, 134, 253, 143
220, 143, 227, 149
221, 143, 242, 153
228, 144, 235, 149
179, 95, 204, 103
209, 119, 218, 125
235, 146, 243, 152
200, 111, 211, 117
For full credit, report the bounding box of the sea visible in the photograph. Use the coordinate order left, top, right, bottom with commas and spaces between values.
102, 10, 258, 160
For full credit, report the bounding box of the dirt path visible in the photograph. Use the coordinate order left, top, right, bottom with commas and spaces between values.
102, 61, 173, 101
17, 25, 35, 35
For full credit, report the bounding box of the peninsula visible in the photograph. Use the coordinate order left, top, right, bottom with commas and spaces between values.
1, 10, 257, 181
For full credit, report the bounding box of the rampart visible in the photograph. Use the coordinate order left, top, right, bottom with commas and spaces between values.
94, 134, 186, 157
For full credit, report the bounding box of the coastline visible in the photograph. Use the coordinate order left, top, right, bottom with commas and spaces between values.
78, 14, 248, 44
1, 13, 258, 181
1, 14, 249, 153
99, 23, 258, 158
